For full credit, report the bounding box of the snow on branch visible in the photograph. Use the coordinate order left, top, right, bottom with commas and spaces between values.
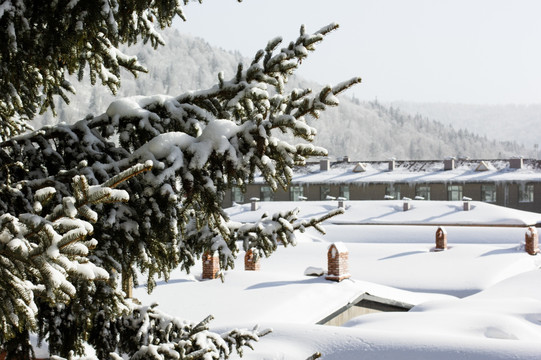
114, 304, 270, 360
0, 23, 359, 294
0, 164, 149, 342
0, 23, 358, 358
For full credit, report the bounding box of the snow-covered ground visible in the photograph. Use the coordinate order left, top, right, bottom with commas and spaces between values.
134, 201, 541, 359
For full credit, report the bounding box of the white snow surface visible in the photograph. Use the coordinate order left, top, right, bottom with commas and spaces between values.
227, 200, 541, 226
134, 200, 541, 359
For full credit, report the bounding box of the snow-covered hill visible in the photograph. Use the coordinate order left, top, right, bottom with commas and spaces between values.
34, 28, 526, 160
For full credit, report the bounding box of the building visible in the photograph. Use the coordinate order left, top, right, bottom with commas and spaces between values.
223, 158, 541, 213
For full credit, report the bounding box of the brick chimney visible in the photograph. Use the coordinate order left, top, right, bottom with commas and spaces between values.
435, 226, 447, 251
525, 227, 539, 255
325, 242, 350, 282
202, 251, 220, 279
244, 248, 261, 271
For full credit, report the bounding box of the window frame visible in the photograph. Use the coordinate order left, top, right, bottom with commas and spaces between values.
481, 184, 497, 203
415, 185, 431, 200
339, 185, 350, 200
385, 184, 401, 200
260, 185, 274, 201
519, 183, 534, 203
320, 185, 331, 200
231, 186, 245, 203
290, 185, 304, 201
447, 185, 463, 201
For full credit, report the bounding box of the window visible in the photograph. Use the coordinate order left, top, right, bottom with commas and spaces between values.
260, 185, 274, 201
519, 184, 534, 203
385, 184, 401, 200
415, 185, 430, 200
320, 185, 331, 200
481, 184, 497, 203
447, 185, 463, 201
339, 185, 350, 200
231, 186, 244, 203
290, 185, 304, 201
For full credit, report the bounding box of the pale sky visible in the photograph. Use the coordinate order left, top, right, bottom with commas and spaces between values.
174, 0, 541, 104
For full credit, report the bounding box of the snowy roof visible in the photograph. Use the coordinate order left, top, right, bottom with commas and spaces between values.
258, 158, 541, 184
226, 200, 541, 227
133, 200, 541, 359
134, 235, 541, 359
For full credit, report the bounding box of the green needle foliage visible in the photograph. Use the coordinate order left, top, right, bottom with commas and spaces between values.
0, 4, 360, 358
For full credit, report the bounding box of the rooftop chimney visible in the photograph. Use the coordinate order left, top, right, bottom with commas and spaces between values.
326, 242, 350, 282
403, 197, 411, 211
510, 157, 523, 169
388, 159, 396, 171
244, 249, 261, 271
320, 159, 330, 171
435, 226, 448, 251
250, 197, 260, 211
444, 158, 455, 171
202, 251, 220, 279
463, 196, 472, 211
525, 227, 539, 255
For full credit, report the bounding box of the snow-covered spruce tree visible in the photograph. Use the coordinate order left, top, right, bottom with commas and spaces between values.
0, 23, 360, 359
0, 163, 147, 358
0, 0, 228, 140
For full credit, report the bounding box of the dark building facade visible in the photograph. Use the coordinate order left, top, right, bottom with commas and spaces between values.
223, 158, 541, 213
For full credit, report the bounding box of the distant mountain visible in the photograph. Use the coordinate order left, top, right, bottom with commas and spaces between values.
34, 28, 527, 160
390, 102, 541, 150
305, 98, 526, 160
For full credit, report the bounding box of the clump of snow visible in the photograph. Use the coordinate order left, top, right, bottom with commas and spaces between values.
304, 266, 324, 276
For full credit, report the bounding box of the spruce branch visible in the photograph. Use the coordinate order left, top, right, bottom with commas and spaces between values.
0, 22, 360, 359
0, 163, 150, 343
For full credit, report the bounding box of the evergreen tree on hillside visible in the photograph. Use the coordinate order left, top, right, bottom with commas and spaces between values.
0, 11, 359, 359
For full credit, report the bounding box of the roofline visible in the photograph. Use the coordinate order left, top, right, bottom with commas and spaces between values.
305, 158, 537, 164
316, 292, 414, 325
330, 222, 540, 228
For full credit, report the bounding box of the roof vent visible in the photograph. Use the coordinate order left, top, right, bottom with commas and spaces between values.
443, 158, 455, 171
509, 157, 523, 169
353, 162, 368, 173
475, 161, 490, 172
